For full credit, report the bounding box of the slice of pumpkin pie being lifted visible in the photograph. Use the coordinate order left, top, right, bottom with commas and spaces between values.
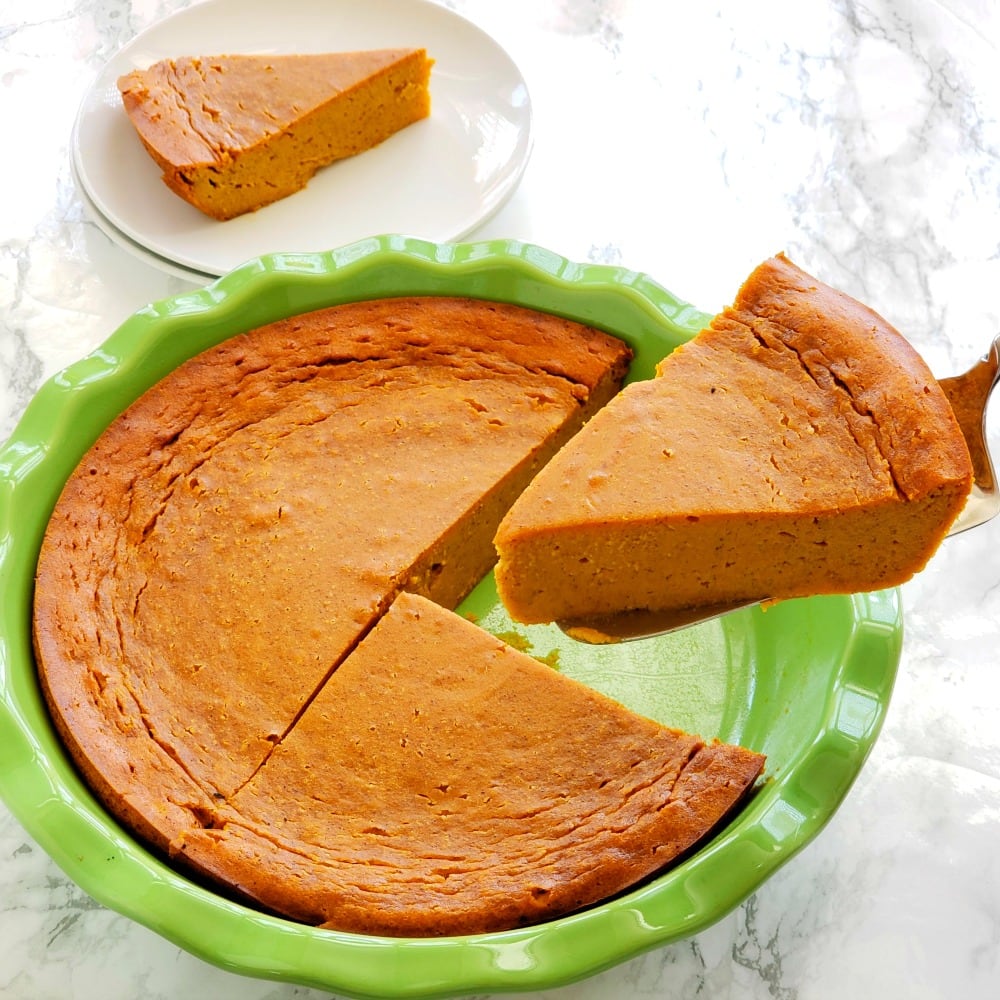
118, 49, 433, 219
494, 254, 974, 628
173, 591, 766, 936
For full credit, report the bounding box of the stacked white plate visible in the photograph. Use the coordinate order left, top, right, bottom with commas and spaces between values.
71, 0, 533, 280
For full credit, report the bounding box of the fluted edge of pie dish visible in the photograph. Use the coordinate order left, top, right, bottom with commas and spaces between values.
0, 235, 902, 999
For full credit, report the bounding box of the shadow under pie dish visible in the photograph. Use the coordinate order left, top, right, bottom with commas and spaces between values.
1, 237, 902, 998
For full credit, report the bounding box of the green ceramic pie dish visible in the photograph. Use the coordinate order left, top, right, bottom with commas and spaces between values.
0, 236, 901, 999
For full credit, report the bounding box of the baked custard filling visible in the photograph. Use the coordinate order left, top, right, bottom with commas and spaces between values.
494, 254, 973, 625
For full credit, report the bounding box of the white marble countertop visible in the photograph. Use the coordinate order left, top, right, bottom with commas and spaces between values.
3, 1, 1000, 997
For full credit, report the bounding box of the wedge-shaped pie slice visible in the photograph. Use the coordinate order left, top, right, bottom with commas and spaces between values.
172, 591, 766, 936
494, 254, 974, 626
117, 50, 433, 219
33, 297, 631, 851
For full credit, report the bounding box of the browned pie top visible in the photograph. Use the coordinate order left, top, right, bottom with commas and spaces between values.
172, 592, 765, 936
32, 293, 768, 937
117, 50, 434, 219
33, 296, 632, 852
499, 254, 972, 526
117, 51, 425, 168
493, 254, 973, 624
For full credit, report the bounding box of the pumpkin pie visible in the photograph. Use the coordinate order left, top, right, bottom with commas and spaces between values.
172, 591, 766, 936
117, 50, 432, 219
494, 254, 974, 625
33, 297, 631, 852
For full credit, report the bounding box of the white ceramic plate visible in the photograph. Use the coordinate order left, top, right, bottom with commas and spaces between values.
71, 0, 532, 277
